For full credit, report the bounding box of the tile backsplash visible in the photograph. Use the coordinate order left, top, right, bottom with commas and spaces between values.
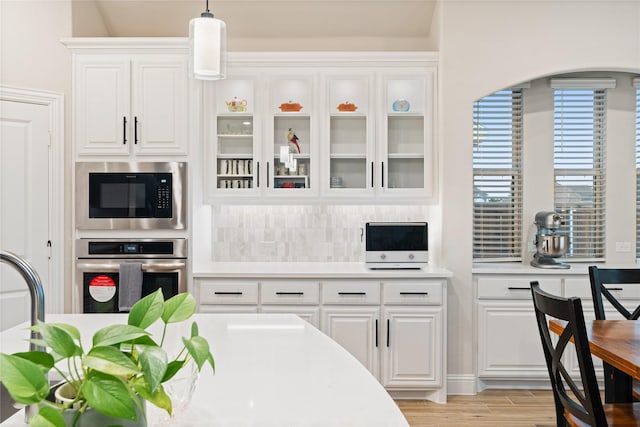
212, 205, 432, 262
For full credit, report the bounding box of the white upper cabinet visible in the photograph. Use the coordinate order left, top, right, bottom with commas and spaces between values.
70, 43, 189, 159
204, 52, 438, 204
323, 73, 375, 199
267, 73, 317, 196
380, 72, 434, 200
208, 75, 261, 199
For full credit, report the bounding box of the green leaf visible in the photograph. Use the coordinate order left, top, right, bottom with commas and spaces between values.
138, 345, 167, 393
191, 322, 199, 338
161, 293, 196, 324
34, 323, 79, 358
0, 353, 50, 404
161, 359, 185, 382
92, 324, 149, 347
29, 406, 66, 427
12, 351, 54, 373
128, 289, 164, 329
83, 372, 138, 420
83, 346, 140, 377
133, 380, 172, 415
44, 323, 80, 341
182, 336, 215, 372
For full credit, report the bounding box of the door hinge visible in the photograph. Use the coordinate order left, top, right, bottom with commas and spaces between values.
47, 240, 52, 259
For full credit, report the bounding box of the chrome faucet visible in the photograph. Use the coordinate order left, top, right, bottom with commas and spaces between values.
0, 251, 46, 421
0, 250, 45, 352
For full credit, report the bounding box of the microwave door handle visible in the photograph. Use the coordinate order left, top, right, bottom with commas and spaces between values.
77, 262, 185, 272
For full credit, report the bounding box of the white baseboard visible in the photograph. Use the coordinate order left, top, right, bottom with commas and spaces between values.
446, 374, 477, 395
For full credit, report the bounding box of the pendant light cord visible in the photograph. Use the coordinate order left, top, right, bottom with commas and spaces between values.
201, 0, 213, 18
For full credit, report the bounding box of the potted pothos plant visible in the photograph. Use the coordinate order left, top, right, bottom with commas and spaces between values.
0, 289, 215, 427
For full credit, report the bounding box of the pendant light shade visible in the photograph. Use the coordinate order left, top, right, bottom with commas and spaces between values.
190, 0, 227, 80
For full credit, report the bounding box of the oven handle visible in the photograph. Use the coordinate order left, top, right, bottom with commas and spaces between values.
77, 262, 186, 272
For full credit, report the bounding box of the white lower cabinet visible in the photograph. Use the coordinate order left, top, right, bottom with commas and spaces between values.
196, 275, 447, 402
322, 306, 381, 375
382, 307, 442, 388
197, 279, 259, 313
476, 275, 563, 386
260, 280, 321, 328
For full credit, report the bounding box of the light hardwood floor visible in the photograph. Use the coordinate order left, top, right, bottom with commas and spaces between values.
396, 389, 556, 427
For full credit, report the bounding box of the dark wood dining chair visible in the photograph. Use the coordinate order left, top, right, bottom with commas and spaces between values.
589, 265, 640, 403
589, 266, 640, 321
530, 281, 640, 426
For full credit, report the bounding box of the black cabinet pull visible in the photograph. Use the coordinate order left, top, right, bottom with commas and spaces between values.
381, 161, 384, 187
507, 287, 530, 290
338, 292, 366, 296
275, 292, 304, 296
371, 162, 374, 188
267, 162, 270, 188
214, 291, 243, 295
375, 319, 378, 347
386, 319, 390, 347
256, 162, 260, 188
123, 116, 127, 144
399, 292, 429, 296
605, 287, 624, 291
134, 116, 138, 144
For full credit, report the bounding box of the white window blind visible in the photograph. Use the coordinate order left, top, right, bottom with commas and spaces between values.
553, 88, 607, 260
635, 79, 640, 258
473, 89, 523, 261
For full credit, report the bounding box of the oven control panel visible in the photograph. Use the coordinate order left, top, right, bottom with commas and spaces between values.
76, 238, 187, 259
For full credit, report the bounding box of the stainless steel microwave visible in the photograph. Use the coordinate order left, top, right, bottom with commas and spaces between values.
76, 162, 187, 230
365, 222, 428, 269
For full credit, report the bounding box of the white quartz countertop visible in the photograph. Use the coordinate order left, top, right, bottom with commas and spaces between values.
193, 261, 452, 279
1, 313, 408, 427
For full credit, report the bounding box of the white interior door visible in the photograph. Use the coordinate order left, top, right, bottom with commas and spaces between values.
0, 99, 50, 331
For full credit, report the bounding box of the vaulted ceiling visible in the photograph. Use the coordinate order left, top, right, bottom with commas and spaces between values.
72, 0, 438, 50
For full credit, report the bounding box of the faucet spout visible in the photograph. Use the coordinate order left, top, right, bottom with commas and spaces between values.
0, 250, 45, 352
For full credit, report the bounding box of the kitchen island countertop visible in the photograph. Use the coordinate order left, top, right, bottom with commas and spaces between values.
1, 313, 409, 426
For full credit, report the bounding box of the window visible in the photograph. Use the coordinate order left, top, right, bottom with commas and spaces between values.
636, 79, 640, 258
473, 89, 523, 261
552, 84, 608, 260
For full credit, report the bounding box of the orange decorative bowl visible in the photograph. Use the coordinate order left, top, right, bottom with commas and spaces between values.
279, 102, 303, 112
337, 102, 358, 112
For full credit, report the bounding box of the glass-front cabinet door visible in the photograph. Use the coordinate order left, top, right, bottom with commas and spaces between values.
268, 75, 315, 195
325, 75, 374, 198
210, 77, 259, 198
379, 72, 434, 200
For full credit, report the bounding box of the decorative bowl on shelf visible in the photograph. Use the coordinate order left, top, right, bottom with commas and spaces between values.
225, 97, 248, 112
391, 99, 410, 112
279, 101, 303, 112
337, 102, 358, 112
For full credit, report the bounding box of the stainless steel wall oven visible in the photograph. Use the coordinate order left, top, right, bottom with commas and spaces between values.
76, 162, 187, 230
76, 238, 187, 313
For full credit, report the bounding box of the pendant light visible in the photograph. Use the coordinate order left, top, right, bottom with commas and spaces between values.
190, 0, 227, 80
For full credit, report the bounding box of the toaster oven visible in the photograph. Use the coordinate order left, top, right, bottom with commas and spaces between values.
365, 222, 428, 269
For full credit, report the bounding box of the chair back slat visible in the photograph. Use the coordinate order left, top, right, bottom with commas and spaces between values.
530, 281, 608, 426
589, 266, 640, 320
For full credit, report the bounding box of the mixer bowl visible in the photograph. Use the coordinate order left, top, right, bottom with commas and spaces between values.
536, 234, 569, 257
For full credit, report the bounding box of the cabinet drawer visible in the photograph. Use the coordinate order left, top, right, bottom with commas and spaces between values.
261, 280, 320, 305
199, 280, 259, 305
383, 281, 443, 305
477, 277, 561, 300
565, 277, 640, 300
322, 281, 380, 305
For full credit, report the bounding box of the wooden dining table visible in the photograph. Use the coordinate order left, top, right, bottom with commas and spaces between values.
549, 319, 640, 403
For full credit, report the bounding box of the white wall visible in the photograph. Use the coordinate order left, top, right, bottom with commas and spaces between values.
439, 1, 640, 392
0, 0, 73, 311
